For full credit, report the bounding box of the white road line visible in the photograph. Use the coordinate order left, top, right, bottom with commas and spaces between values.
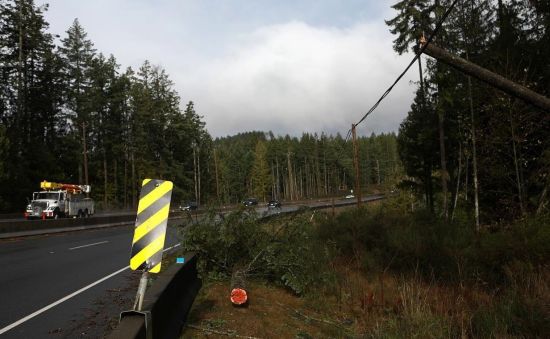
163, 243, 180, 252
0, 242, 182, 335
68, 240, 109, 250
0, 265, 129, 335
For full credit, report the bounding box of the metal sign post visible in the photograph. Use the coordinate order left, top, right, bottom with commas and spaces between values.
120, 178, 173, 339
133, 270, 149, 311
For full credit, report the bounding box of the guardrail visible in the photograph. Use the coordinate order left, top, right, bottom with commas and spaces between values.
0, 195, 387, 240
0, 214, 135, 234
107, 253, 201, 339
0, 211, 191, 239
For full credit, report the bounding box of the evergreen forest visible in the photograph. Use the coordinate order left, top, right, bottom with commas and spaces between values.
0, 0, 399, 212
0, 0, 549, 227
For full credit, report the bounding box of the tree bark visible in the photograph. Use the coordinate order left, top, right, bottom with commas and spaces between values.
376, 159, 381, 185
124, 156, 127, 209
131, 150, 136, 208
508, 102, 525, 215
213, 148, 220, 201
275, 156, 280, 200
104, 153, 108, 206
287, 151, 294, 200
438, 110, 449, 219
468, 73, 480, 232
352, 124, 362, 207
451, 142, 462, 221
197, 147, 201, 205
82, 123, 89, 189
193, 145, 198, 204
537, 183, 548, 215
114, 159, 118, 206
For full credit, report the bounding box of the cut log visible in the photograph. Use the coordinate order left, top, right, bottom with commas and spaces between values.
230, 269, 248, 306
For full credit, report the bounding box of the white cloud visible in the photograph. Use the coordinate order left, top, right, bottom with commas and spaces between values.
43, 1, 416, 138
182, 21, 417, 137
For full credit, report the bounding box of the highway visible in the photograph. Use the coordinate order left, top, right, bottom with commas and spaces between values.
0, 224, 182, 338
0, 195, 383, 338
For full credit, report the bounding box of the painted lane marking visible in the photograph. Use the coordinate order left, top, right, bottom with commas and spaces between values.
0, 266, 129, 335
0, 242, 181, 335
68, 240, 109, 251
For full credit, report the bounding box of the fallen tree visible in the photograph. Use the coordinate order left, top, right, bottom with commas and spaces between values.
420, 41, 550, 112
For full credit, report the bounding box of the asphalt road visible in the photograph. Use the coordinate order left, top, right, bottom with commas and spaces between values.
0, 194, 384, 338
0, 224, 182, 338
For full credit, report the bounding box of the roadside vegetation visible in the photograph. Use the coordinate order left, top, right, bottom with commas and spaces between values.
180, 198, 549, 338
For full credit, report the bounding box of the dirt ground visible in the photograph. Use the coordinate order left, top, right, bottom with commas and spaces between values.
181, 281, 355, 339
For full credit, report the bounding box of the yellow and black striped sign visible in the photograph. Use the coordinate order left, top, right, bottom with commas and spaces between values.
130, 178, 173, 273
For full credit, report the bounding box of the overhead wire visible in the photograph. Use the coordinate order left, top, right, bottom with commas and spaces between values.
346, 0, 460, 138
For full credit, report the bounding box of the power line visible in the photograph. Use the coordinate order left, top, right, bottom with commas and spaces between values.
348, 0, 460, 136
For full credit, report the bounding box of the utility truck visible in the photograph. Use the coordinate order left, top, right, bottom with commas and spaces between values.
24, 181, 95, 219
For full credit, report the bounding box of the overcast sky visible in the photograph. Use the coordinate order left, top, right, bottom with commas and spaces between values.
43, 0, 417, 138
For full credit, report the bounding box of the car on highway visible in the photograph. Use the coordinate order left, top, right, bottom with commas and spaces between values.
267, 200, 282, 209
345, 194, 355, 199
180, 201, 198, 211
242, 198, 258, 207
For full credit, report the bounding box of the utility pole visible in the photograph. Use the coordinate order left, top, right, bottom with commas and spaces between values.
352, 124, 362, 207
197, 146, 201, 205
82, 122, 89, 194
193, 143, 198, 205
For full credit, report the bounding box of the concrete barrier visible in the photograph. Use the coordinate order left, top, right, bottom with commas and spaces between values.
0, 211, 189, 237
107, 253, 202, 339
0, 214, 136, 234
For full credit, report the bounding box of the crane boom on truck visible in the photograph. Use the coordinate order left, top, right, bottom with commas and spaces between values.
25, 180, 95, 220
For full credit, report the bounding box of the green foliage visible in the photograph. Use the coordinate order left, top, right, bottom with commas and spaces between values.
319, 199, 550, 286
181, 209, 333, 295
250, 140, 271, 201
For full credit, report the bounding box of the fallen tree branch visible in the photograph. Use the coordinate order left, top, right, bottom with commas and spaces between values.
274, 302, 350, 330
186, 324, 264, 339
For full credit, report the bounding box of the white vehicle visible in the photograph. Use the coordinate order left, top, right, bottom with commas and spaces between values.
25, 181, 95, 219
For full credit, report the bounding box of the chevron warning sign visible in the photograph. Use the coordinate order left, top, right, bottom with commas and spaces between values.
130, 178, 173, 273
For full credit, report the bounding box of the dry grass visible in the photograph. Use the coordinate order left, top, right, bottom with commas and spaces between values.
181, 262, 550, 338
181, 281, 352, 338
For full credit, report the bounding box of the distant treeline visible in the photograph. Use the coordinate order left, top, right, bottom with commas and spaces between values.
0, 1, 210, 211
213, 131, 401, 204
0, 0, 400, 211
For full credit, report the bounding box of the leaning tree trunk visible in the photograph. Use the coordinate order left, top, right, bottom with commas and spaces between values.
422, 43, 550, 112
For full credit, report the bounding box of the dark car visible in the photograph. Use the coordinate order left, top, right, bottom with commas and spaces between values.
242, 198, 258, 207
267, 200, 281, 209
180, 201, 198, 211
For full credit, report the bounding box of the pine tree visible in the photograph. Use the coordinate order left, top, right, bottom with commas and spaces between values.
0, 0, 62, 209
251, 140, 271, 201
58, 18, 96, 185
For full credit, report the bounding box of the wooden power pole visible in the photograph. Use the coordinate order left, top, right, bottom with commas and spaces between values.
352, 124, 362, 207
82, 122, 89, 190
